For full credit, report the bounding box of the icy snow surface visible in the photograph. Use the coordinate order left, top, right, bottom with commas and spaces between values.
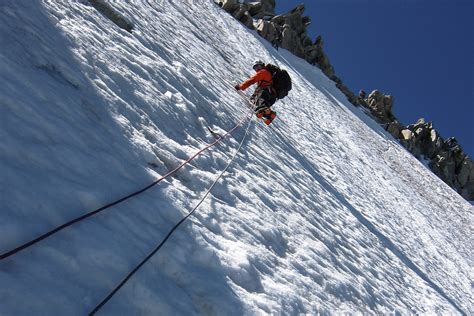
0, 1, 472, 315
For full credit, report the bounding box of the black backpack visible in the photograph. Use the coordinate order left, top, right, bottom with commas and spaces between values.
265, 64, 292, 99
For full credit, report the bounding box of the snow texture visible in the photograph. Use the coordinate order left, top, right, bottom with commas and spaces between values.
0, 0, 472, 315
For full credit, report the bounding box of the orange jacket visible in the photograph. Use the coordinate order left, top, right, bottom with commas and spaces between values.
238, 68, 273, 91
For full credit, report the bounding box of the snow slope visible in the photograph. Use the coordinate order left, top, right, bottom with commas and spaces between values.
0, 0, 472, 314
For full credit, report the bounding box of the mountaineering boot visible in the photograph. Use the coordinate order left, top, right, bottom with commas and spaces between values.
255, 107, 269, 119
263, 110, 277, 125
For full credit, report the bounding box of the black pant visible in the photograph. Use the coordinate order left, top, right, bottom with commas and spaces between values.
250, 88, 276, 113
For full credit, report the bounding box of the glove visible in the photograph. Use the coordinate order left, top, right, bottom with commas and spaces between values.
234, 84, 241, 91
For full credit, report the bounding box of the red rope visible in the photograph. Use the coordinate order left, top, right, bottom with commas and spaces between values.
90, 114, 254, 315
0, 113, 251, 260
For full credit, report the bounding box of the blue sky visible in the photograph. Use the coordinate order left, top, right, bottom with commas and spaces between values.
275, 0, 473, 157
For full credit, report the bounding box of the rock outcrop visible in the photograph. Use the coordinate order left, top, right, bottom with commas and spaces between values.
89, 0, 133, 33
358, 90, 397, 124
360, 91, 474, 200
216, 0, 276, 29
400, 120, 473, 199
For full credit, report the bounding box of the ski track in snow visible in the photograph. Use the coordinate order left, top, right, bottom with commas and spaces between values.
0, 1, 472, 315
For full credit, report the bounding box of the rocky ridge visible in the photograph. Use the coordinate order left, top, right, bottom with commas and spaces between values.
215, 0, 473, 201
359, 92, 473, 200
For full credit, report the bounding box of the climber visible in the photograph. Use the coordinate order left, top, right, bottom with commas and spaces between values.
235, 60, 277, 125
